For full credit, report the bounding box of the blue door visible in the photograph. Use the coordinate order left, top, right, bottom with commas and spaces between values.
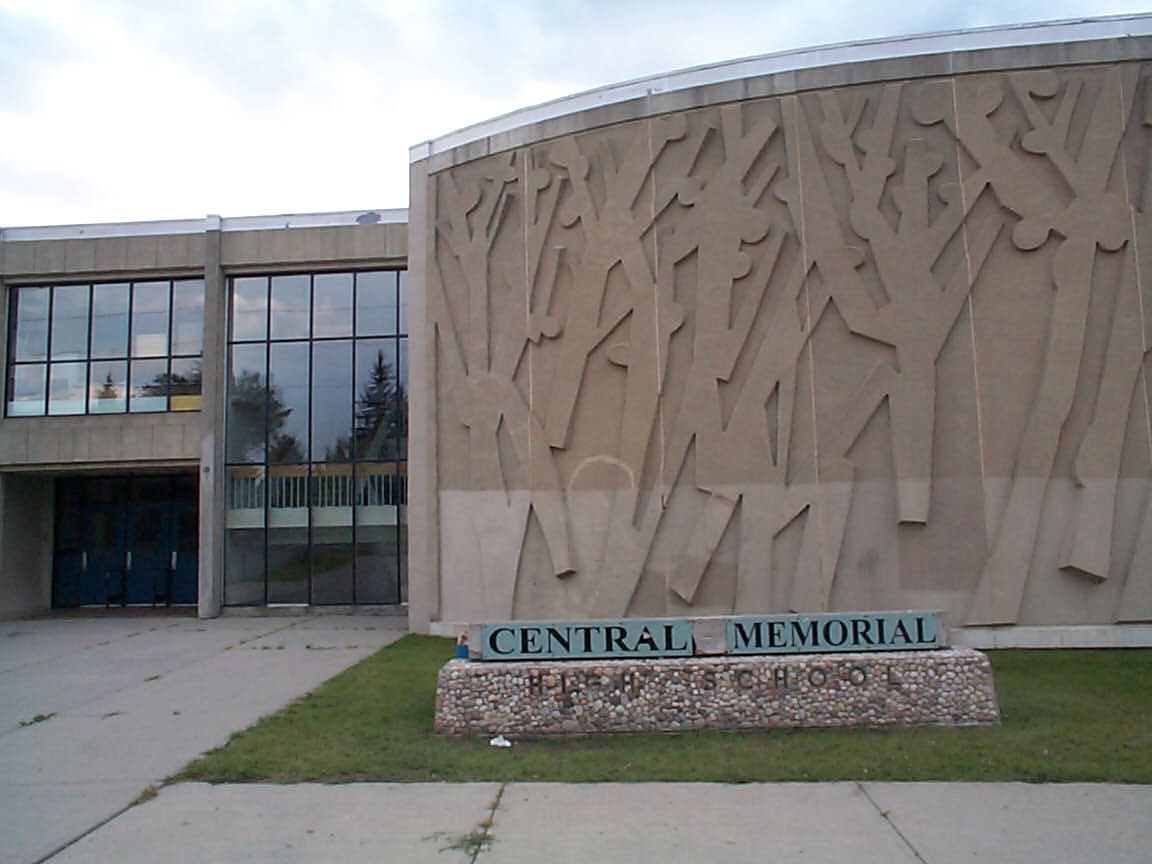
52, 474, 198, 607
51, 477, 89, 607
170, 475, 199, 604
126, 477, 170, 604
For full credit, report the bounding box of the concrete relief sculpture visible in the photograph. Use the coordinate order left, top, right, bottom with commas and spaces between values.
425, 61, 1152, 628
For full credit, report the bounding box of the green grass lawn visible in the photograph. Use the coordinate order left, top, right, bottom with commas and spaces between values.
177, 636, 1152, 784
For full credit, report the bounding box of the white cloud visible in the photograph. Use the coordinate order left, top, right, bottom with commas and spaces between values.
0, 0, 1145, 225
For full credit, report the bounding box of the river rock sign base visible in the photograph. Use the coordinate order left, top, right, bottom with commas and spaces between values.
434, 648, 1000, 736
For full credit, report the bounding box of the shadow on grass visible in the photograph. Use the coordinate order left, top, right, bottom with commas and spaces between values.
177, 636, 1152, 784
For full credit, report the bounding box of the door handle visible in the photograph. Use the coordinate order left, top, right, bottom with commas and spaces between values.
81, 551, 88, 571
170, 551, 178, 570
126, 551, 132, 571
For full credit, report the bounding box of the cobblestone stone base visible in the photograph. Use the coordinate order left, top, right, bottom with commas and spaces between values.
434, 648, 1000, 735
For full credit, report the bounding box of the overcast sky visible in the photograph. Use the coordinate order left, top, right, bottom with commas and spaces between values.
0, 0, 1144, 227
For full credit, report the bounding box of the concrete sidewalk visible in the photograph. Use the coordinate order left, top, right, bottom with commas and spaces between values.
45, 780, 1152, 863
0, 612, 407, 864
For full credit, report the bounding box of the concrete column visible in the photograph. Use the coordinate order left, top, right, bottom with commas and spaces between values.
197, 217, 226, 617
0, 474, 53, 618
406, 160, 436, 633
0, 271, 51, 618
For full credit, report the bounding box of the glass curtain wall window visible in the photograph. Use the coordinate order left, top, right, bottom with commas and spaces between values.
6, 279, 204, 416
224, 270, 407, 606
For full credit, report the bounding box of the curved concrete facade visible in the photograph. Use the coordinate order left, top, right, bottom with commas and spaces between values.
408, 16, 1152, 634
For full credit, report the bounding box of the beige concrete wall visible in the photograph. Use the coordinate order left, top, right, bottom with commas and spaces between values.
0, 233, 205, 279
0, 219, 406, 279
222, 223, 407, 270
411, 49, 1152, 631
0, 414, 201, 469
0, 474, 52, 618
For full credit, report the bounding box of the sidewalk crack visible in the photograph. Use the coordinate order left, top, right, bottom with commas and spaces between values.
470, 782, 506, 862
857, 782, 929, 863
30, 782, 156, 864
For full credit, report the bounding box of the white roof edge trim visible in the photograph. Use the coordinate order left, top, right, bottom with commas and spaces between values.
410, 12, 1152, 162
221, 209, 408, 232
1, 209, 408, 242
1, 218, 207, 242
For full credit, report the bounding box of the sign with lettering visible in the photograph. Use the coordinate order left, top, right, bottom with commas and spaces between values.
473, 611, 942, 661
726, 611, 940, 654
481, 619, 693, 661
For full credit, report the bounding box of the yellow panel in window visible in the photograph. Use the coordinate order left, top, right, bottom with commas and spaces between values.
170, 394, 202, 411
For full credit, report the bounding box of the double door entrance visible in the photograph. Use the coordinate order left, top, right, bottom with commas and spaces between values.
53, 474, 198, 607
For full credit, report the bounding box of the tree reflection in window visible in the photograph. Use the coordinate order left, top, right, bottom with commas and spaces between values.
355, 350, 407, 461
139, 365, 202, 397
96, 373, 121, 402
135, 362, 202, 412
226, 369, 303, 464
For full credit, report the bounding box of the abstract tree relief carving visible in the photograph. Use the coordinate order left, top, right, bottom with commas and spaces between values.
428, 62, 1152, 626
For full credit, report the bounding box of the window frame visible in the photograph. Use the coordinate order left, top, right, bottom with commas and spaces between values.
223, 267, 408, 607
5, 278, 205, 418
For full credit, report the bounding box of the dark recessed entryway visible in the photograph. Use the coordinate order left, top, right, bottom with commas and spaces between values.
52, 474, 198, 607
